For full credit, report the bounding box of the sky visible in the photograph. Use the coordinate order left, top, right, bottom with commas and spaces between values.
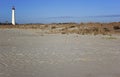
0, 0, 120, 23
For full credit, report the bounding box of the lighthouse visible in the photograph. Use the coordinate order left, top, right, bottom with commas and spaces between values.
12, 6, 15, 25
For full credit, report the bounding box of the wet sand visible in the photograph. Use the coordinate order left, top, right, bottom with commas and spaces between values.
0, 29, 120, 77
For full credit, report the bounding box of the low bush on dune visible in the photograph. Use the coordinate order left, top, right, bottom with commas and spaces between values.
0, 22, 120, 35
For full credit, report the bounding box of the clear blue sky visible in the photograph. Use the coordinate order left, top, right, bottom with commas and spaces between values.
0, 0, 120, 23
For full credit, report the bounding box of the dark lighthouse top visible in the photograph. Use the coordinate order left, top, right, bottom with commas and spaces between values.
12, 6, 15, 10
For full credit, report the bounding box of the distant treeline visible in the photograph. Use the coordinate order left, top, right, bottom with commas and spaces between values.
0, 22, 19, 25
0, 23, 12, 25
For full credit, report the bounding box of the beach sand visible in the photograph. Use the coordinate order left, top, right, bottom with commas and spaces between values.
0, 29, 120, 77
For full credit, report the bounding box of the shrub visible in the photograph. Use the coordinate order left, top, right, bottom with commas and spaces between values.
51, 26, 56, 29
113, 26, 120, 30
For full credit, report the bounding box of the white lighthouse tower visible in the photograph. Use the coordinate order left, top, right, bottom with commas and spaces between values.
12, 6, 15, 25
